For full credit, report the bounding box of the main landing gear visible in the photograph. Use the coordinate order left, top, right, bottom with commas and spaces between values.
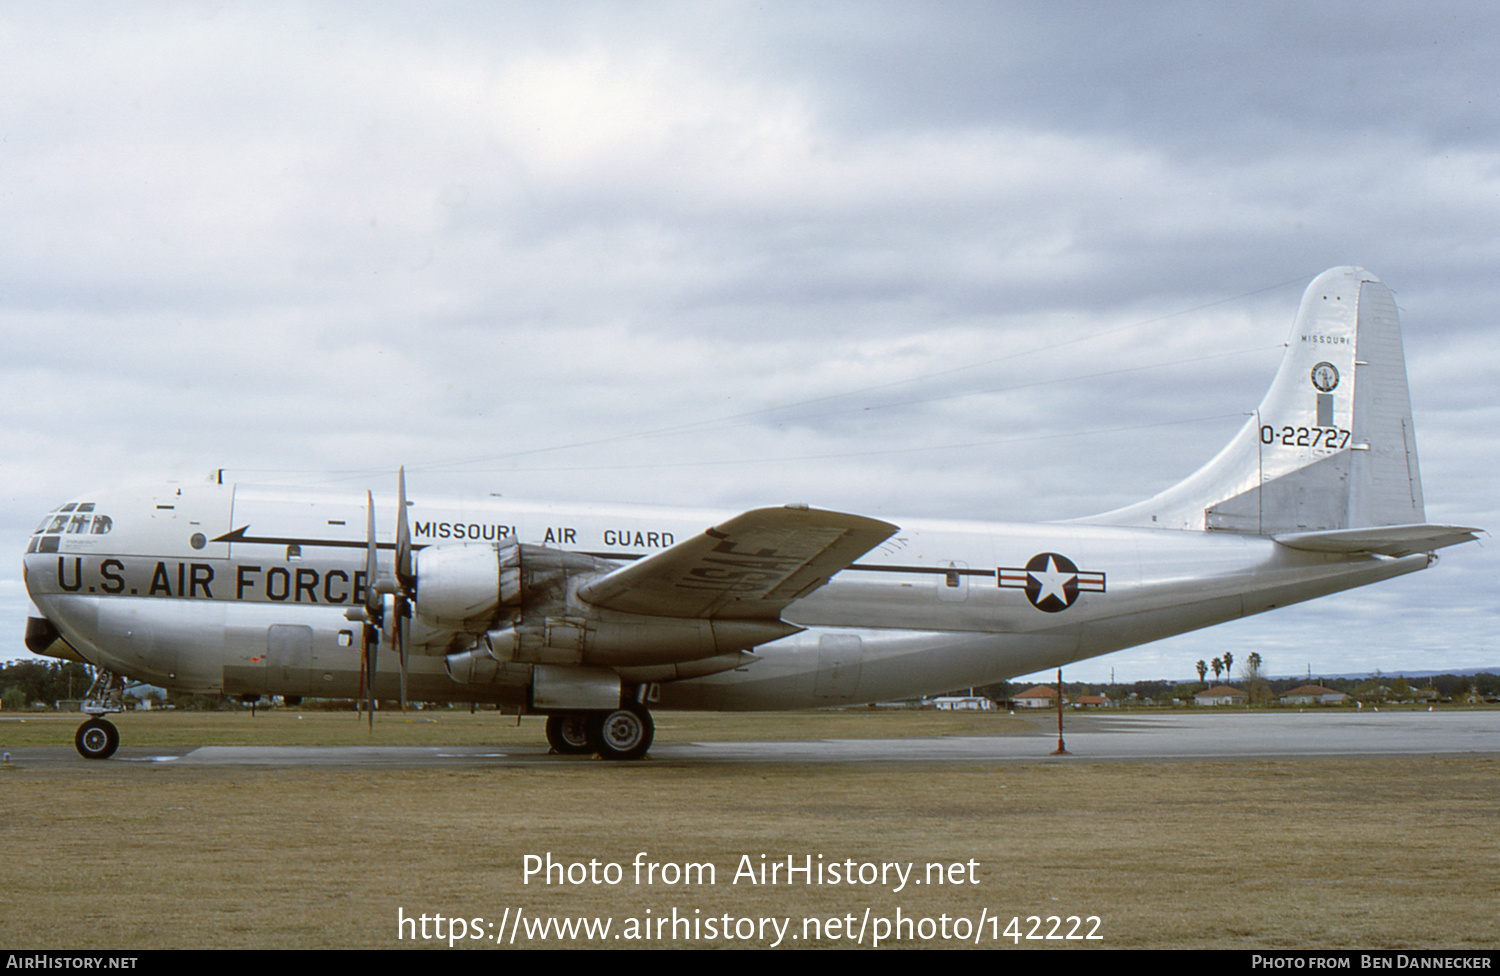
544, 704, 654, 761
544, 714, 592, 755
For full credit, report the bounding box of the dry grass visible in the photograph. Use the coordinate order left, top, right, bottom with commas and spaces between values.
1, 712, 1496, 950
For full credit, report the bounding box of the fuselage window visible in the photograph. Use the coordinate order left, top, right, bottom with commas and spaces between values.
91, 515, 112, 534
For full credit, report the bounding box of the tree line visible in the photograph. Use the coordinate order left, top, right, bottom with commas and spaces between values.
961, 669, 1499, 706
0, 659, 95, 710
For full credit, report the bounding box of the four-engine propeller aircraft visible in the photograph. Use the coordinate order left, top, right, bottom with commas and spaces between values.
22, 267, 1480, 759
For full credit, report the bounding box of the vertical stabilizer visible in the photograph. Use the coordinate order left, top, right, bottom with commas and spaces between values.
1082, 267, 1425, 534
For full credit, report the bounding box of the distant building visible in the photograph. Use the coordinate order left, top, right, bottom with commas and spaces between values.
930, 696, 994, 711
1281, 684, 1348, 705
1014, 685, 1061, 708
1072, 694, 1110, 708
1194, 685, 1248, 707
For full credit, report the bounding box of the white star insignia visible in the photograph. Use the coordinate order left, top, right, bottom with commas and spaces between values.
1029, 556, 1076, 605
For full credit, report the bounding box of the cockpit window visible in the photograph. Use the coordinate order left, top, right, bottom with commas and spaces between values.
34, 504, 110, 537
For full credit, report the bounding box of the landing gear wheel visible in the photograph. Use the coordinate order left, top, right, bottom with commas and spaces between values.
75, 718, 119, 760
585, 705, 654, 761
545, 714, 592, 754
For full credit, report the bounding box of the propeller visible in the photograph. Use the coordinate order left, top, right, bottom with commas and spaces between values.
343, 470, 415, 729
345, 491, 382, 730
393, 468, 413, 713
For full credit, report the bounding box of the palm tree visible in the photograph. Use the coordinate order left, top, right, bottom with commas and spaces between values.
1245, 651, 1267, 704
1211, 657, 1223, 683
1223, 651, 1234, 683
1196, 660, 1208, 685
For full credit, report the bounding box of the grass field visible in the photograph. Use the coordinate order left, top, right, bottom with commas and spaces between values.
1, 709, 1496, 950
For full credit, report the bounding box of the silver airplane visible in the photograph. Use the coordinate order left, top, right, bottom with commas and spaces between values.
22, 267, 1480, 760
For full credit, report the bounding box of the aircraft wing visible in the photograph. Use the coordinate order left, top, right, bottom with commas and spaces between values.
1273, 523, 1483, 558
579, 505, 899, 620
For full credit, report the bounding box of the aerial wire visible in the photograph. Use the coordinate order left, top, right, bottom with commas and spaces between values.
230, 270, 1315, 484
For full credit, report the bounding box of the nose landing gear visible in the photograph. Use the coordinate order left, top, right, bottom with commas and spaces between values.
75, 718, 119, 760
73, 668, 127, 760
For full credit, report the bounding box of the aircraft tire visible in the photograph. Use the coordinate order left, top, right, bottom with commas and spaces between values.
545, 713, 593, 754
75, 718, 119, 760
585, 705, 653, 761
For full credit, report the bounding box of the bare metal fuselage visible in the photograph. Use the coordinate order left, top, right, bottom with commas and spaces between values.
24, 482, 1425, 710
25, 268, 1475, 762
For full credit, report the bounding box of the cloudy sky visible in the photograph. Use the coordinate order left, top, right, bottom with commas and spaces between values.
2, 2, 1495, 684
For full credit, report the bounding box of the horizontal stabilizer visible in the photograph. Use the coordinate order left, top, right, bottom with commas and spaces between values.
1273, 524, 1482, 558
579, 505, 898, 620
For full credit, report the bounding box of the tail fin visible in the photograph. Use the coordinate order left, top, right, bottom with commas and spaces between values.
1084, 267, 1427, 535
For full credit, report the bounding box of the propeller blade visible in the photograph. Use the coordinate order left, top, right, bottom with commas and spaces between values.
396, 467, 412, 590
395, 467, 412, 713
395, 604, 408, 714
356, 617, 369, 727
361, 489, 382, 731
365, 620, 378, 732
355, 625, 364, 721
363, 490, 381, 620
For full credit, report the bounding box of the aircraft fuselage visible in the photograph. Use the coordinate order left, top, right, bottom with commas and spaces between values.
24, 481, 1425, 712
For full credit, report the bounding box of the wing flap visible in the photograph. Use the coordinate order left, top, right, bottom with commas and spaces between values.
1273, 523, 1483, 558
579, 505, 898, 619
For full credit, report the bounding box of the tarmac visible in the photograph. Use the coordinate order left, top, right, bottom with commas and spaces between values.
9, 709, 1498, 766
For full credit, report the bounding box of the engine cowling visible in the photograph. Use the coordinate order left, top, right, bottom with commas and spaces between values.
483, 612, 797, 667
413, 540, 798, 677
411, 541, 523, 630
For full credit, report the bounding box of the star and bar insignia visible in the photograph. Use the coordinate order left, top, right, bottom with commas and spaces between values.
998, 552, 1106, 613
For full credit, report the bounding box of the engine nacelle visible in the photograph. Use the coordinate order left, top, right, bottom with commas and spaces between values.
483, 613, 798, 668
414, 542, 618, 627
421, 540, 801, 681
411, 541, 522, 630
412, 541, 625, 651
